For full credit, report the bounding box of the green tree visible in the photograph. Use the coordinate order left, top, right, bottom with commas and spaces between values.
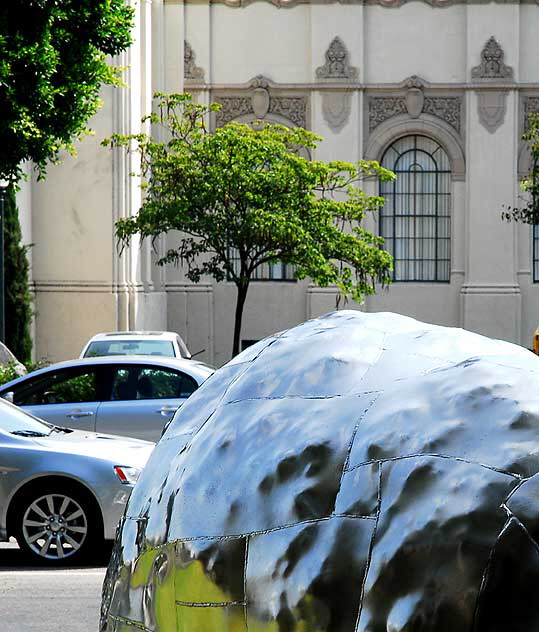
502, 112, 539, 224
106, 93, 395, 357
0, 0, 134, 183
5, 185, 32, 363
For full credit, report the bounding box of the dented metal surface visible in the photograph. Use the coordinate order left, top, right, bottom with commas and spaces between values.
100, 310, 539, 631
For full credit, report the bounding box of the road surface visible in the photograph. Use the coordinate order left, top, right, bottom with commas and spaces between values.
0, 539, 108, 632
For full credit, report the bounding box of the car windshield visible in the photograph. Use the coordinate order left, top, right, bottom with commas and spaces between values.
84, 340, 175, 358
0, 399, 53, 436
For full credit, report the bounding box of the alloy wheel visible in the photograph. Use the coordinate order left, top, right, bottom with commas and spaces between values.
21, 493, 88, 560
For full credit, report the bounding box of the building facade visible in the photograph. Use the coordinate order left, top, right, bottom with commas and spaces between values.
17, 0, 539, 366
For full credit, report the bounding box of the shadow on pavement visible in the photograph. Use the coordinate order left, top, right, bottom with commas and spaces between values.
0, 540, 113, 569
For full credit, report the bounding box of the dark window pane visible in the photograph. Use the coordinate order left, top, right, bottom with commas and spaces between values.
14, 368, 99, 405
380, 135, 451, 282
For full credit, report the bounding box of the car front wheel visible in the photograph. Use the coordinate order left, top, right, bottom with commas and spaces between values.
14, 484, 101, 565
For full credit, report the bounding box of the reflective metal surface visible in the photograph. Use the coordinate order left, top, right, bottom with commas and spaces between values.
101, 311, 539, 631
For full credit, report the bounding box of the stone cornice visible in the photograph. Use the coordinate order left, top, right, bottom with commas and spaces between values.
203, 0, 539, 7
187, 81, 539, 92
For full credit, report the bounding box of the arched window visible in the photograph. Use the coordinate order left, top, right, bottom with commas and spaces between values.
380, 135, 451, 282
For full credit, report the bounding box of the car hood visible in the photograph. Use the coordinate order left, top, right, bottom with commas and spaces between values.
31, 429, 155, 468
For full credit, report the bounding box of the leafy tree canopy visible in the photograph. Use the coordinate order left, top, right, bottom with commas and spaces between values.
106, 93, 395, 356
0, 0, 134, 182
502, 112, 539, 224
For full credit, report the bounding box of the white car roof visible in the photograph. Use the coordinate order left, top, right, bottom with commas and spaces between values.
86, 331, 181, 342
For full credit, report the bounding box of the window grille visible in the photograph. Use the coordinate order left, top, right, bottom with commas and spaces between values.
228, 248, 295, 281
380, 135, 451, 282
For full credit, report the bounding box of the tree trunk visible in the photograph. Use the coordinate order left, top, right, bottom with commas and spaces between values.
232, 281, 249, 358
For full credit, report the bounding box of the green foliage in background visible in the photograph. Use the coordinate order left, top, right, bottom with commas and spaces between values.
106, 93, 395, 357
5, 185, 32, 364
0, 361, 22, 386
502, 112, 539, 224
0, 0, 134, 182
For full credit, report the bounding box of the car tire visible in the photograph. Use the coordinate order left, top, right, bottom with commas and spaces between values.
13, 482, 102, 566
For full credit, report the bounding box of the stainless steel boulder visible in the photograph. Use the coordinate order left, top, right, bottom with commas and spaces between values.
101, 311, 539, 632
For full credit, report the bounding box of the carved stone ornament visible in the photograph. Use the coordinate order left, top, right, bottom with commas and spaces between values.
369, 97, 407, 131
214, 76, 308, 129
322, 91, 352, 133
471, 37, 513, 80
369, 77, 461, 135
476, 91, 507, 134
184, 41, 204, 81
316, 37, 358, 82
423, 97, 461, 133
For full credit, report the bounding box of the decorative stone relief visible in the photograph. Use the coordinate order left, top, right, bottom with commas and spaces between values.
476, 91, 507, 134
321, 92, 352, 133
184, 41, 204, 82
315, 37, 358, 133
423, 97, 461, 133
471, 37, 513, 80
369, 76, 461, 134
215, 97, 253, 126
316, 37, 358, 81
369, 98, 407, 131
214, 76, 308, 129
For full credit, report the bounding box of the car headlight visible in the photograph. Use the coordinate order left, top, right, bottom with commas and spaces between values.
114, 465, 141, 485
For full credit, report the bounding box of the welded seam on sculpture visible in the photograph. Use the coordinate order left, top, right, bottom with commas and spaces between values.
346, 453, 524, 479
470, 511, 521, 631
175, 599, 245, 607
342, 393, 381, 474
354, 460, 383, 632
122, 513, 377, 543
502, 510, 539, 558
352, 332, 387, 385
242, 535, 250, 629
224, 392, 381, 404
108, 614, 152, 631
327, 392, 382, 518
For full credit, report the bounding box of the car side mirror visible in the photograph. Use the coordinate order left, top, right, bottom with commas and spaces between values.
3, 391, 14, 403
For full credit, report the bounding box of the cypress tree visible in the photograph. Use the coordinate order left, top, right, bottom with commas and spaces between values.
4, 185, 32, 364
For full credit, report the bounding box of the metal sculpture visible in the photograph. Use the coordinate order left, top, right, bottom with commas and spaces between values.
101, 311, 539, 631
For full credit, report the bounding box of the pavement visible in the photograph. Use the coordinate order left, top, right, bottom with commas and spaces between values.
0, 539, 107, 632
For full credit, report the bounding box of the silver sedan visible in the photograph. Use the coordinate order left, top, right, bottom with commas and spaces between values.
0, 398, 154, 565
0, 356, 214, 442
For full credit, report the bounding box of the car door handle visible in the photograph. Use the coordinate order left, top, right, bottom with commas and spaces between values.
66, 410, 94, 419
156, 406, 178, 416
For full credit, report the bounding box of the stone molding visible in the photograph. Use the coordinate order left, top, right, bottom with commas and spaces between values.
210, 0, 539, 7
471, 37, 513, 81
368, 76, 462, 135
212, 75, 309, 129
364, 114, 466, 181
316, 37, 358, 82
184, 41, 205, 82
476, 90, 507, 133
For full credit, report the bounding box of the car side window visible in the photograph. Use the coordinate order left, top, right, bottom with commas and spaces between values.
13, 368, 100, 405
110, 368, 136, 401
135, 368, 198, 400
